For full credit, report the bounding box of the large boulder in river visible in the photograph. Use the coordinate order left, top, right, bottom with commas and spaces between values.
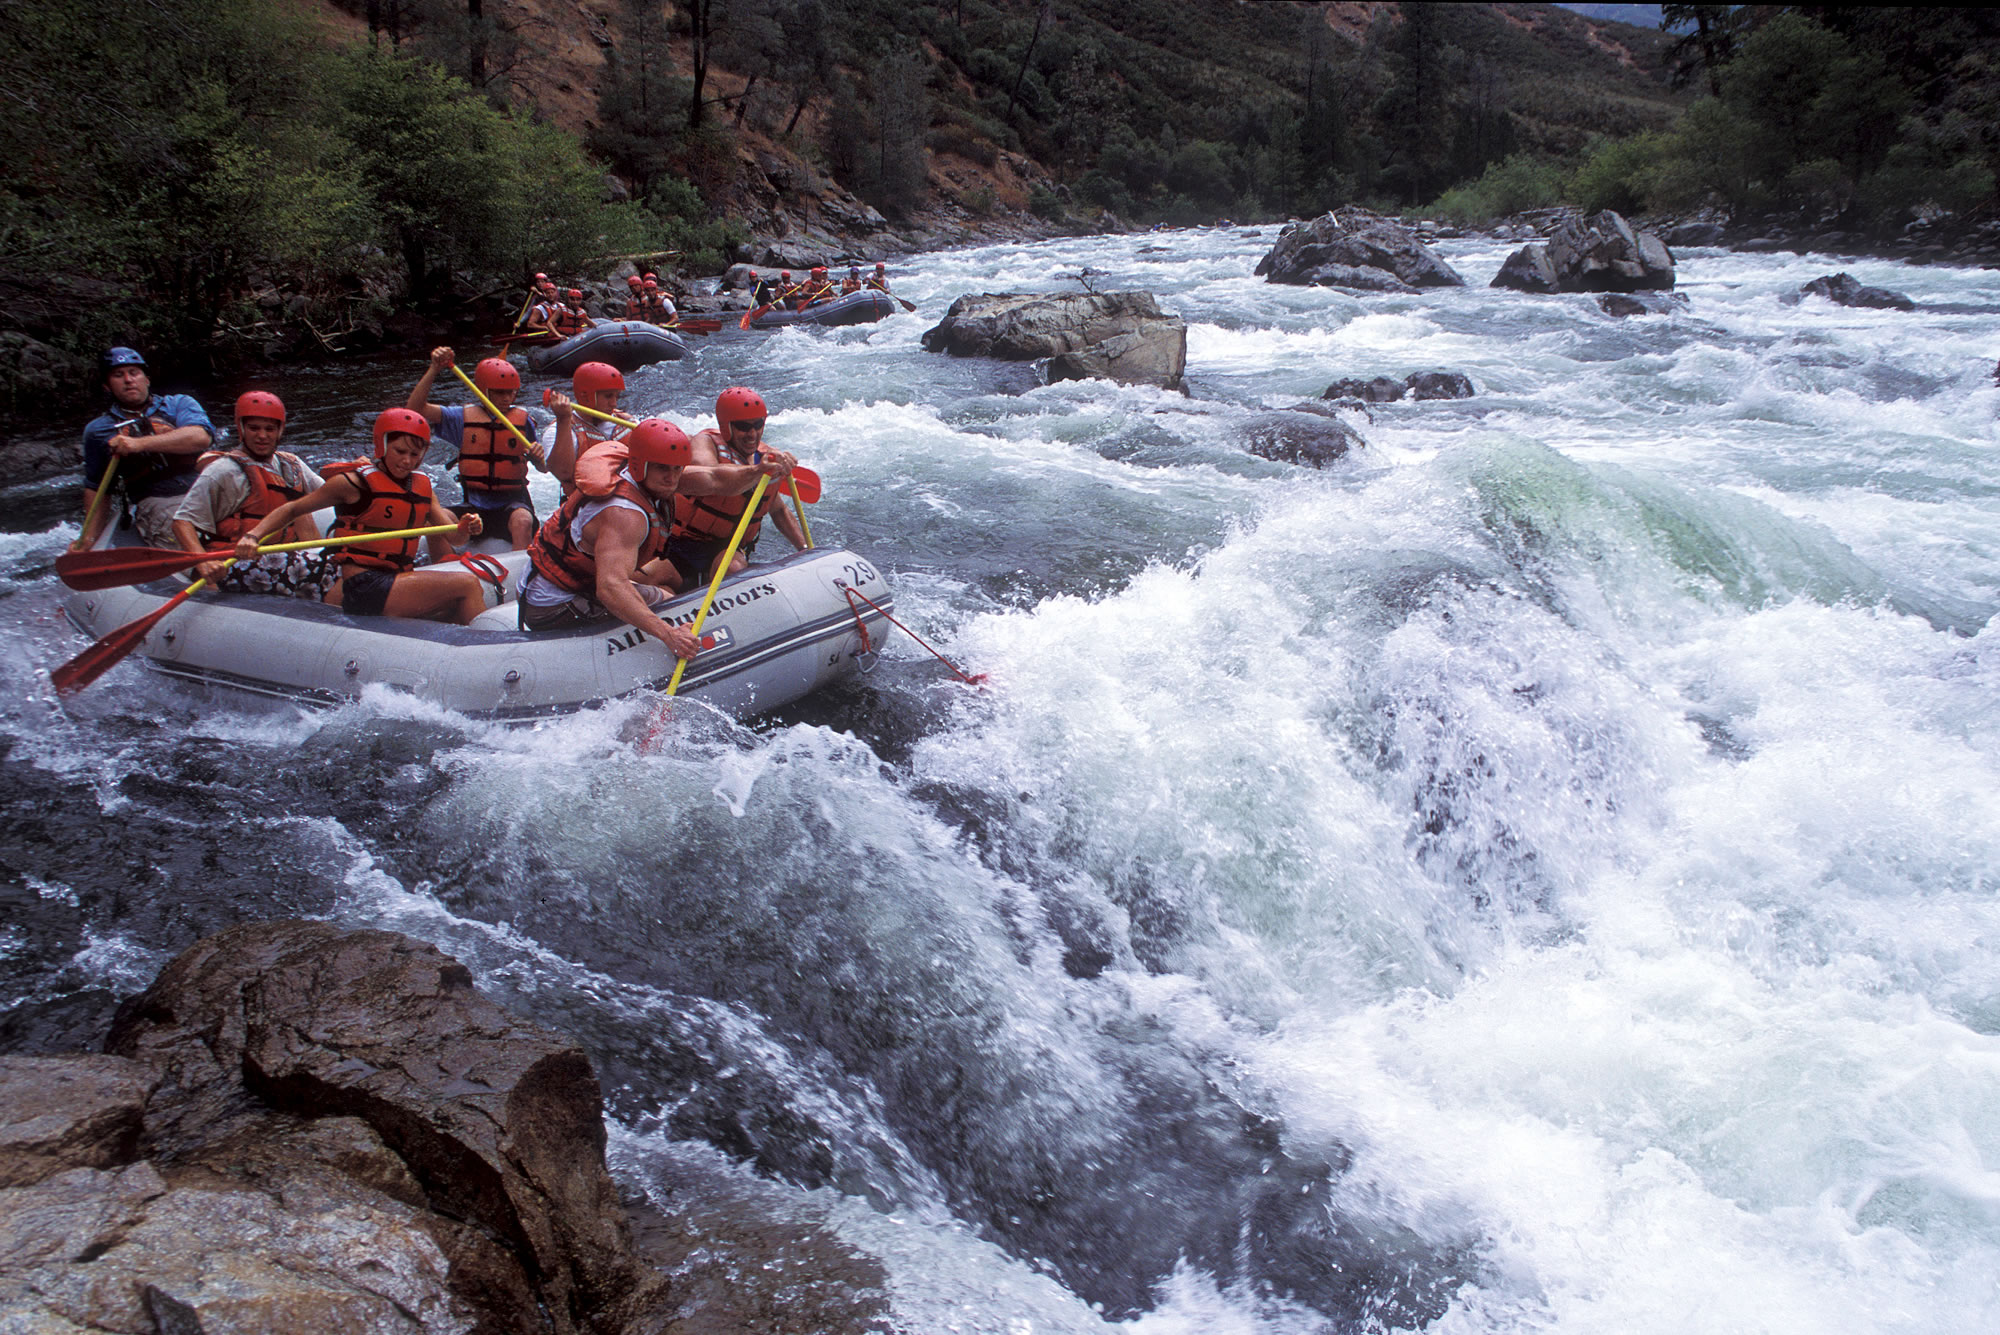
1323, 371, 1476, 403
1242, 407, 1366, 468
1492, 209, 1675, 293
923, 291, 1187, 390
1796, 272, 1916, 311
1256, 209, 1466, 290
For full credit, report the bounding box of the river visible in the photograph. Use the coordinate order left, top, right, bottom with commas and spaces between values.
4, 227, 1999, 1334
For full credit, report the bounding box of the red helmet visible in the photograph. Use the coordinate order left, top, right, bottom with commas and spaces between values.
233, 390, 285, 425
715, 386, 767, 428
535, 272, 548, 281
627, 275, 643, 287
875, 263, 886, 272
567, 288, 584, 301
812, 266, 827, 277
538, 280, 557, 293
643, 279, 659, 290
643, 271, 658, 281
472, 357, 520, 392
573, 362, 624, 395
373, 407, 432, 457
780, 270, 792, 280
625, 418, 693, 470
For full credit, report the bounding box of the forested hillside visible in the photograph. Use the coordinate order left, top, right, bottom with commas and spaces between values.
7, 0, 1996, 410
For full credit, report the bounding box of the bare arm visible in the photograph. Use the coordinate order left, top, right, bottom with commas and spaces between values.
234, 474, 363, 558
547, 395, 578, 488
590, 508, 697, 658
405, 346, 454, 423
109, 423, 212, 457
426, 495, 477, 561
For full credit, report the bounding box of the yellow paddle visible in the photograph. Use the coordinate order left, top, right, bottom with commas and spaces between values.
664, 476, 768, 697
447, 364, 546, 471
74, 453, 120, 552
57, 524, 470, 590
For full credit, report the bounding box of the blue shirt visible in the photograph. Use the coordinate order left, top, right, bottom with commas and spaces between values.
81, 393, 216, 501
433, 405, 467, 450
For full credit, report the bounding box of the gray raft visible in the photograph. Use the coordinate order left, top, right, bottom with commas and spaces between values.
748, 290, 897, 330
63, 547, 893, 721
524, 320, 690, 376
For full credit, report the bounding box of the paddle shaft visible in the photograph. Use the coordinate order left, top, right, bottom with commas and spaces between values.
665, 475, 769, 697
448, 364, 546, 470
56, 523, 468, 591
77, 453, 120, 549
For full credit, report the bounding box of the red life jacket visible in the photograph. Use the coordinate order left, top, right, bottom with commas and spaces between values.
670, 428, 775, 546
643, 293, 671, 321
455, 407, 534, 495
624, 296, 646, 320
325, 461, 434, 572
526, 473, 668, 597
203, 452, 311, 542
552, 303, 590, 337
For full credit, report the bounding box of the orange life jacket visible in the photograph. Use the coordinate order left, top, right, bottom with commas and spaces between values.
526, 473, 669, 597
552, 303, 590, 337
794, 281, 835, 309
841, 277, 861, 294
670, 427, 776, 546
624, 296, 646, 320
455, 407, 534, 495
865, 275, 890, 292
643, 293, 670, 321
325, 461, 434, 572
201, 452, 311, 543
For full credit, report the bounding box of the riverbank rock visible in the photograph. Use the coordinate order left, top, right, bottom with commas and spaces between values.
922, 291, 1187, 390
3, 922, 893, 1335
1256, 209, 1466, 290
1323, 371, 1476, 403
1491, 210, 1675, 294
1242, 407, 1366, 468
1795, 272, 1917, 311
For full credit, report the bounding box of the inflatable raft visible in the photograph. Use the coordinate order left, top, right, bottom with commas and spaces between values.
525, 320, 689, 376
62, 546, 893, 721
749, 290, 897, 330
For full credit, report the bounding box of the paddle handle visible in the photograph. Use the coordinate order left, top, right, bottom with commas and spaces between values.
448, 364, 545, 469
665, 475, 769, 697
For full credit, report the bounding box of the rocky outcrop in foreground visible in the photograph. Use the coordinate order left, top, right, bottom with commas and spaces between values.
1242, 406, 1366, 469
1491, 210, 1675, 293
0, 922, 887, 1335
922, 291, 1186, 390
1256, 209, 1467, 292
1791, 272, 1917, 311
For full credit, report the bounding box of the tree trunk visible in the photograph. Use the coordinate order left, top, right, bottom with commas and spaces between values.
687, 0, 712, 130
1003, 0, 1051, 122
734, 72, 759, 127
467, 0, 485, 92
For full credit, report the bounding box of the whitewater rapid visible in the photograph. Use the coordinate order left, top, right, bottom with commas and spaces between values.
4, 226, 1999, 1333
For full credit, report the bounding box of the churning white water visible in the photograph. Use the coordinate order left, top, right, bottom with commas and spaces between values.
5, 225, 1999, 1333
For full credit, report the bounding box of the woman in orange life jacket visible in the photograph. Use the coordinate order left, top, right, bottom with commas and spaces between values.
169, 391, 339, 600
233, 409, 487, 624
551, 288, 594, 338
622, 274, 647, 320
840, 264, 863, 295
405, 347, 545, 549
664, 386, 807, 587
544, 361, 628, 499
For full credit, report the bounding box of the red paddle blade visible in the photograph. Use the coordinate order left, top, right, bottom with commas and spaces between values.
56, 545, 219, 591
51, 586, 196, 693
788, 467, 822, 503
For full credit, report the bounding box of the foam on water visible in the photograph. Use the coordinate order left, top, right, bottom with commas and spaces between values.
10, 225, 2000, 1331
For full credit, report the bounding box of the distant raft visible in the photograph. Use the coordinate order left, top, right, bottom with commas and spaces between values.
62, 546, 893, 721
524, 320, 689, 376
748, 290, 897, 330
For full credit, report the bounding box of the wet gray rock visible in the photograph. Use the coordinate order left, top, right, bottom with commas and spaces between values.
0, 1055, 154, 1188
1662, 221, 1725, 247
1242, 411, 1366, 469
1492, 210, 1675, 294
1323, 371, 1476, 403
1797, 272, 1917, 311
1305, 263, 1418, 294
924, 291, 1186, 390
1597, 292, 1690, 317
1256, 209, 1466, 289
